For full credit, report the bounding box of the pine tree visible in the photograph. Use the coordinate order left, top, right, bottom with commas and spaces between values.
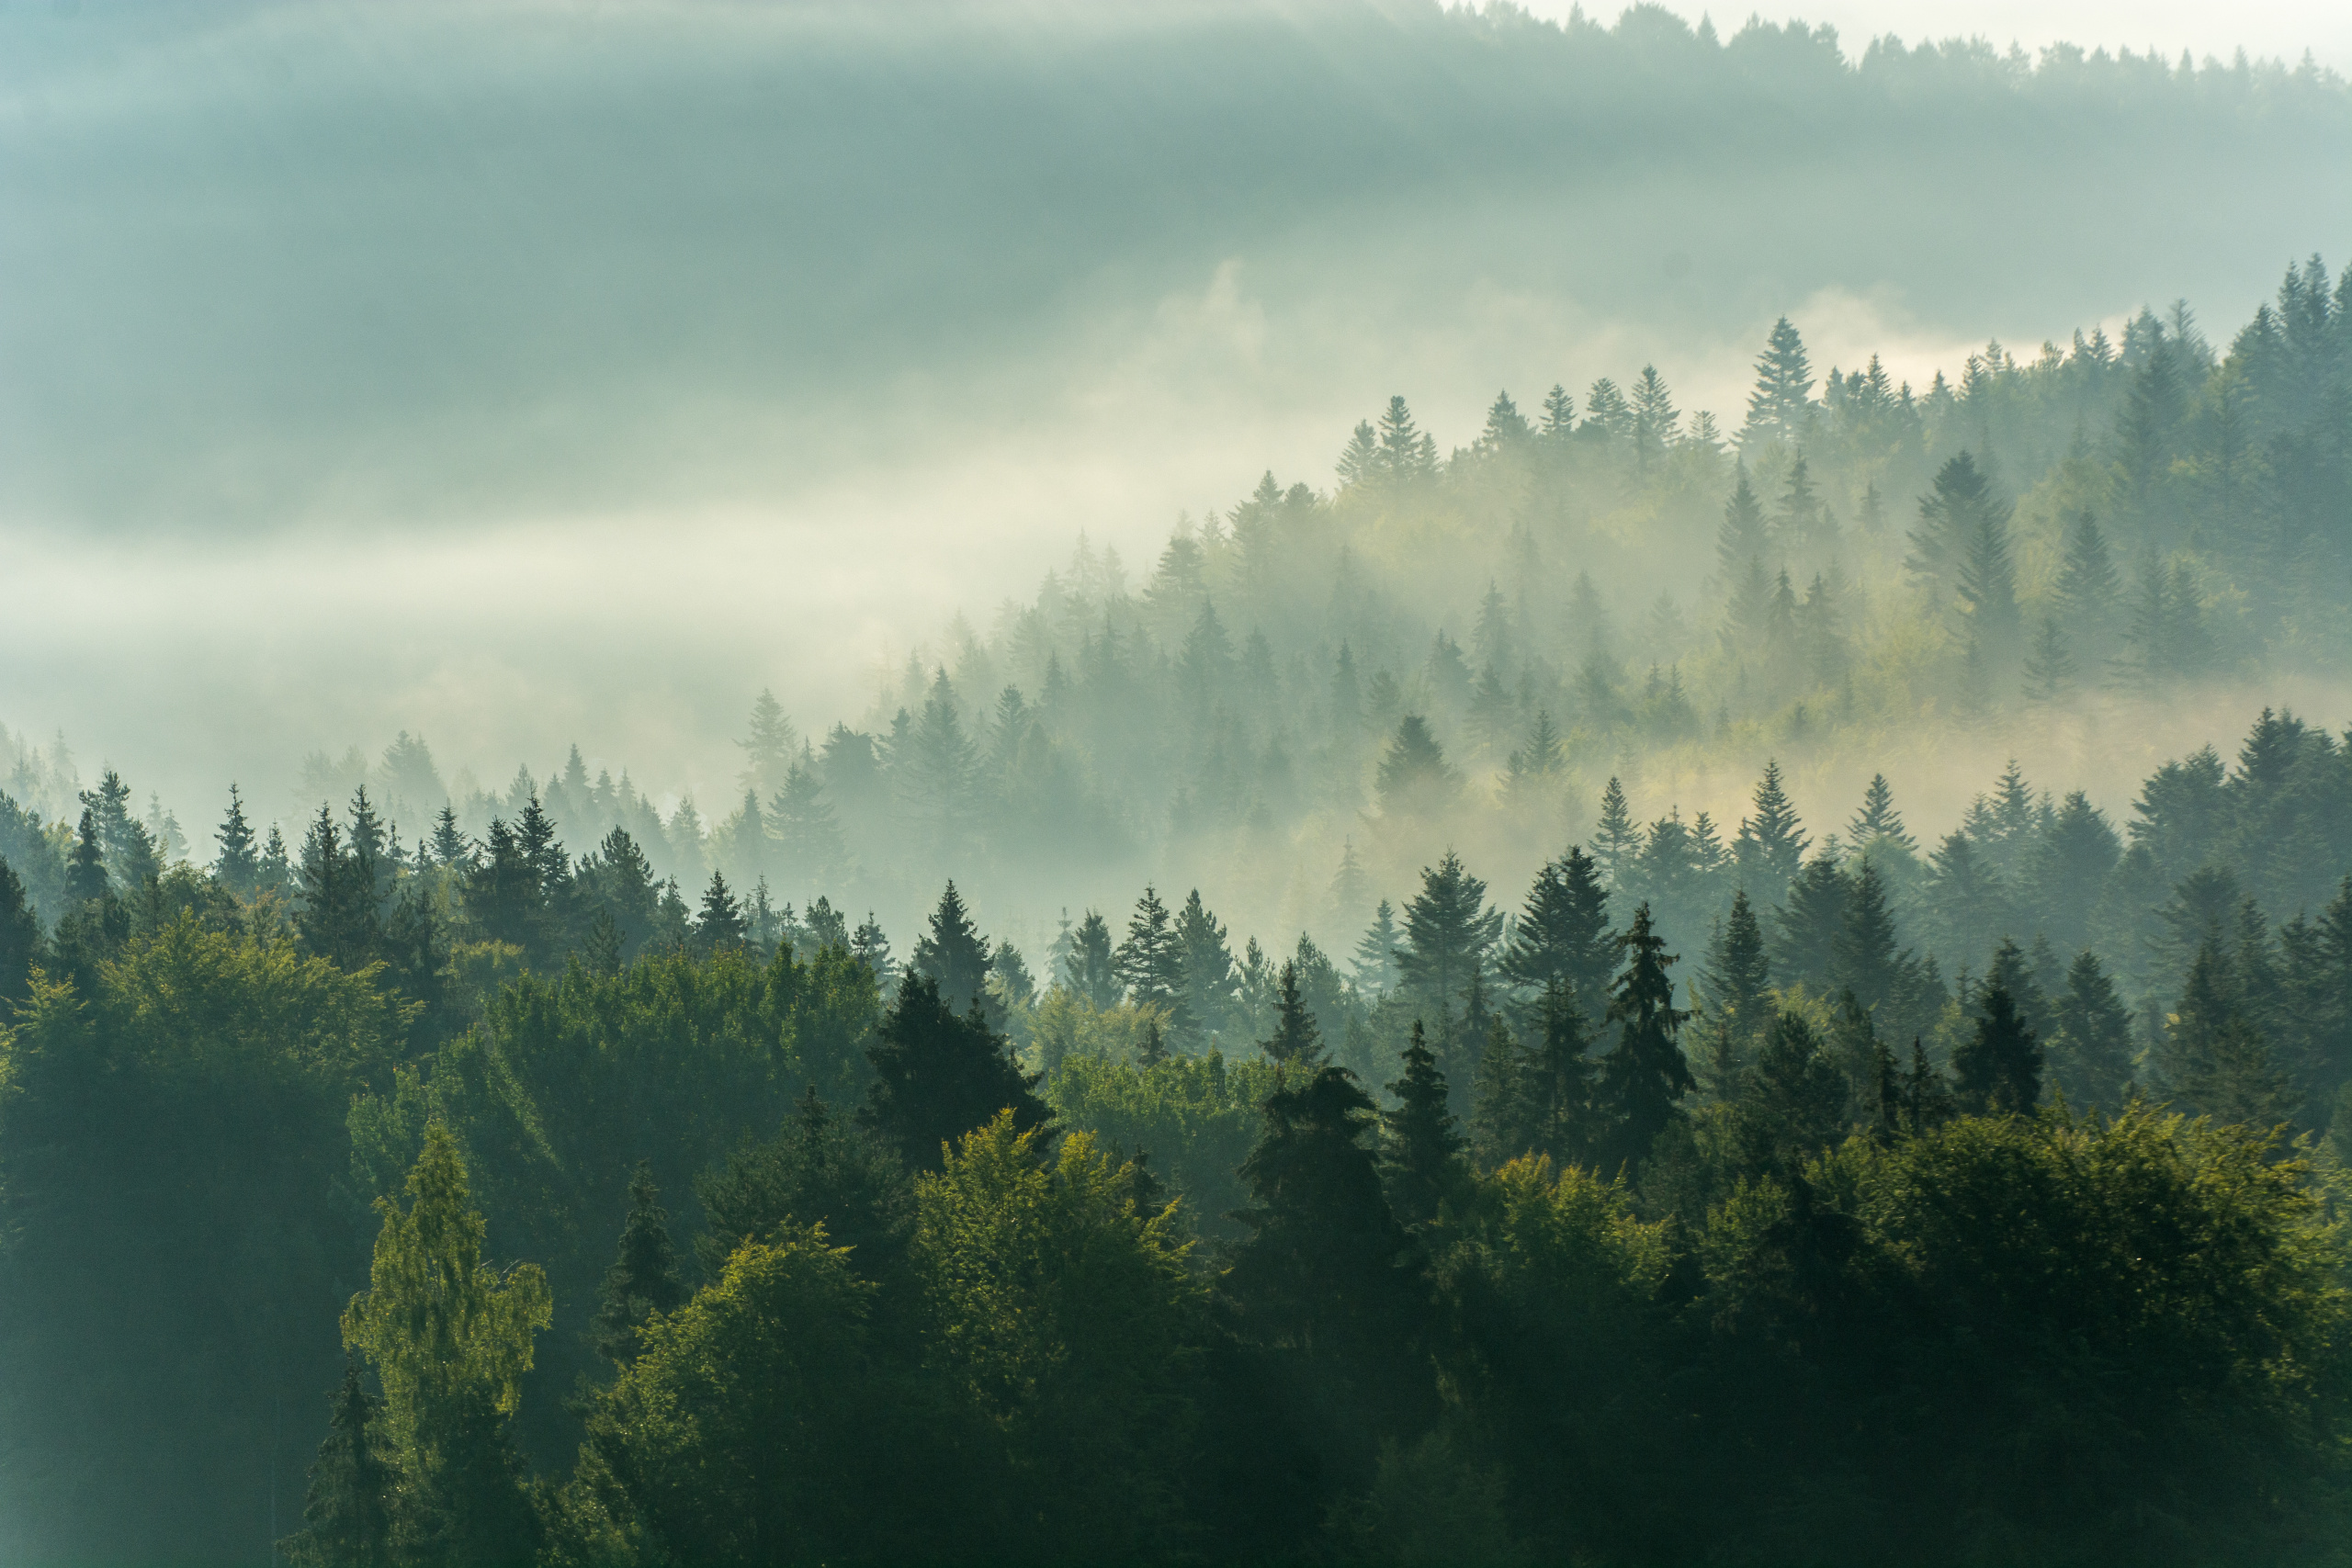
427, 806, 471, 871
1352, 899, 1402, 997
214, 784, 259, 896
851, 913, 895, 991
2055, 510, 2121, 663
1744, 317, 1815, 444
736, 689, 800, 798
1261, 961, 1327, 1069
2022, 615, 2075, 702
1629, 364, 1679, 468
1848, 773, 1914, 851
281, 1360, 396, 1568
1734, 760, 1808, 898
1540, 383, 1576, 440
1397, 852, 1503, 1042
1598, 904, 1692, 1171
695, 1086, 915, 1281
1771, 853, 1849, 990
1776, 453, 1824, 553
1376, 716, 1461, 817
1114, 886, 1190, 1032
1063, 909, 1120, 1010
1701, 888, 1771, 1036
1499, 846, 1615, 1024
0, 860, 38, 1003
2049, 949, 2135, 1109
1590, 777, 1639, 889
859, 972, 1049, 1169
696, 870, 747, 952
1175, 888, 1238, 1043
1477, 390, 1531, 451
1951, 981, 2042, 1115
1956, 499, 2022, 664
592, 1162, 688, 1364
1831, 858, 1902, 1013
1382, 1021, 1466, 1228
911, 880, 994, 1019
1731, 1009, 1849, 1179
1716, 462, 1770, 578
67, 807, 107, 904
259, 822, 293, 897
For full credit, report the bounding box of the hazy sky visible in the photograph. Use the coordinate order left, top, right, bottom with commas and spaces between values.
1, 0, 2346, 826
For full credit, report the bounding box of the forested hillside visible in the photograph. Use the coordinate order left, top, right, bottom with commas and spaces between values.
3, 136, 2352, 1568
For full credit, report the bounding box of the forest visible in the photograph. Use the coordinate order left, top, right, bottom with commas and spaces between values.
2, 15, 2352, 1557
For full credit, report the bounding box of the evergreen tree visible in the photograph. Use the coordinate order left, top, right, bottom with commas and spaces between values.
851, 913, 896, 990
2055, 510, 2122, 663
1951, 981, 2042, 1115
1376, 716, 1460, 817
0, 859, 38, 1003
1702, 887, 1771, 1036
1499, 846, 1614, 1024
592, 1162, 688, 1364
1716, 462, 1770, 577
1382, 1021, 1466, 1228
1261, 961, 1327, 1069
2022, 615, 2075, 702
213, 784, 259, 896
911, 880, 994, 1019
696, 1086, 916, 1282
1540, 383, 1576, 440
281, 1360, 395, 1568
736, 688, 799, 798
1397, 852, 1503, 1042
427, 806, 471, 871
1771, 852, 1849, 990
1731, 1010, 1849, 1179
694, 870, 747, 952
1597, 903, 1692, 1171
1175, 888, 1239, 1043
860, 972, 1049, 1170
66, 807, 107, 904
1776, 453, 1824, 553
2159, 939, 2296, 1125
2048, 949, 2135, 1109
1063, 908, 1121, 1010
1733, 760, 1808, 898
1849, 773, 1914, 851
1114, 885, 1190, 1032
1831, 858, 1902, 1013
1589, 777, 1639, 889
1744, 316, 1815, 444
1352, 899, 1402, 997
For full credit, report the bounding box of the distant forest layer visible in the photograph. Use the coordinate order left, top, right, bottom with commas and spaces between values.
3, 260, 2352, 1559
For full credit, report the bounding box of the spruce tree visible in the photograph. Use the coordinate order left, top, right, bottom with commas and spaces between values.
860, 971, 1048, 1169
0, 859, 38, 1003
1716, 462, 1770, 578
1589, 777, 1639, 889
911, 880, 994, 1019
1831, 858, 1902, 1013
2022, 615, 2075, 702
1597, 903, 1693, 1171
1261, 961, 1327, 1069
67, 807, 107, 903
1770, 853, 1849, 990
1731, 1010, 1849, 1179
1063, 909, 1121, 1009
1352, 899, 1402, 997
1951, 981, 2042, 1115
1397, 852, 1503, 1041
851, 913, 895, 990
592, 1162, 688, 1364
1701, 888, 1771, 1040
696, 870, 747, 952
214, 784, 259, 896
1175, 889, 1239, 1043
1848, 773, 1914, 851
2049, 949, 2135, 1109
1744, 316, 1815, 444
1375, 716, 1461, 817
1734, 760, 1808, 898
281, 1360, 395, 1568
1499, 846, 1615, 1026
1383, 1021, 1467, 1228
427, 805, 471, 871
696, 1087, 916, 1281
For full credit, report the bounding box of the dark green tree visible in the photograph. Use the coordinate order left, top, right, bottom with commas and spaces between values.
1733, 760, 1808, 898
1397, 851, 1503, 1043
2048, 949, 2135, 1109
695, 870, 746, 952
1951, 981, 2042, 1114
213, 784, 259, 897
592, 1162, 689, 1364
0, 858, 40, 1003
1114, 885, 1188, 1031
697, 1086, 917, 1283
1382, 1021, 1467, 1229
1500, 845, 1615, 1027
1063, 908, 1120, 1009
281, 1360, 395, 1568
1589, 777, 1639, 888
1731, 1010, 1849, 1179
911, 880, 994, 1020
1831, 858, 1902, 1013
1260, 960, 1327, 1069
1597, 903, 1692, 1172
860, 972, 1048, 1170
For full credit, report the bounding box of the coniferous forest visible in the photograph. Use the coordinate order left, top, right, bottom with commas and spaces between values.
6, 6, 2352, 1567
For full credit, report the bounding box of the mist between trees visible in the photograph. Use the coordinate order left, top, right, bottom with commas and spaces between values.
2, 252, 2350, 1562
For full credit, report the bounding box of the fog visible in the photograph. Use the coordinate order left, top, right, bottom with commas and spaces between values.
3, 0, 2346, 844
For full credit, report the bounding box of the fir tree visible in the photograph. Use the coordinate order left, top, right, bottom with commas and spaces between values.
1951, 981, 2042, 1115
1352, 899, 1402, 997
1376, 716, 1461, 817
1397, 852, 1503, 1042
1831, 858, 1902, 1013
1382, 1021, 1467, 1228
1540, 383, 1576, 440
1114, 885, 1190, 1032
1770, 852, 1849, 990
1716, 462, 1770, 577
427, 805, 472, 872
1175, 888, 1239, 1043
1499, 845, 1615, 1025
911, 880, 994, 1019
1261, 961, 1327, 1069
281, 1360, 395, 1568
213, 784, 258, 896
1063, 908, 1120, 1010
851, 913, 895, 990
1598, 903, 1692, 1171
860, 972, 1049, 1170
67, 807, 107, 904
2022, 615, 2075, 702
1848, 773, 1914, 851
1731, 1009, 1849, 1179
2049, 948, 2135, 1109
1744, 316, 1815, 444
1589, 777, 1639, 889
0, 860, 38, 1003
696, 870, 747, 952
1702, 887, 1771, 1035
1734, 760, 1808, 898
592, 1162, 688, 1364
736, 689, 800, 798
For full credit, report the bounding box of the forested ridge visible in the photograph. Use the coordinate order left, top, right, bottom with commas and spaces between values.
3, 250, 2352, 1562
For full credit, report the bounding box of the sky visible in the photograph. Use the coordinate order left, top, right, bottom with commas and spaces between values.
0, 0, 2346, 829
